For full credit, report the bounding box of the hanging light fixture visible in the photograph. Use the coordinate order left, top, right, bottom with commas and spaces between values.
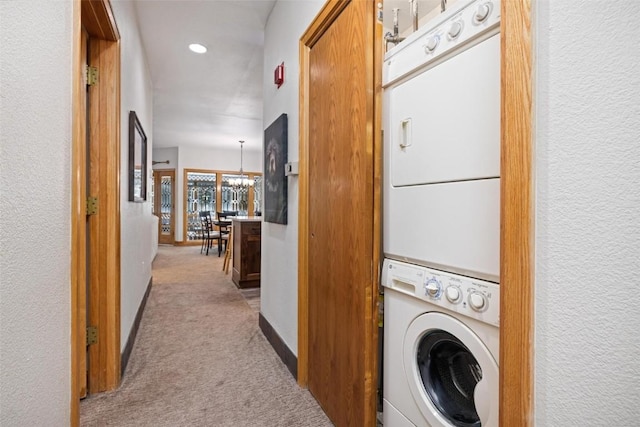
230, 140, 254, 188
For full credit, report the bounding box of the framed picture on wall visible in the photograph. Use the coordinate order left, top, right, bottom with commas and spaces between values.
128, 111, 148, 202
263, 113, 288, 224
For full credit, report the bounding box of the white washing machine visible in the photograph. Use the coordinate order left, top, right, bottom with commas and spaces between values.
382, 259, 499, 427
382, 0, 501, 282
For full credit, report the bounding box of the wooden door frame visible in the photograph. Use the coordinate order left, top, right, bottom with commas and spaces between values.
71, 0, 121, 425
500, 1, 533, 425
298, 0, 533, 425
298, 0, 382, 424
153, 169, 176, 245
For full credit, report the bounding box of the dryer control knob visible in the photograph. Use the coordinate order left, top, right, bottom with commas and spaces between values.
445, 286, 461, 303
425, 36, 439, 53
425, 279, 441, 297
474, 3, 491, 23
448, 21, 463, 39
469, 292, 486, 311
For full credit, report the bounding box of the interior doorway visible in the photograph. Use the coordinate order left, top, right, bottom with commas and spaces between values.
71, 0, 121, 424
298, 1, 382, 425
153, 169, 176, 245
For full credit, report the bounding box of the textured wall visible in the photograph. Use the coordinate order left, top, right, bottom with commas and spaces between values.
0, 2, 73, 423
262, 0, 324, 356
534, 1, 640, 424
112, 1, 158, 352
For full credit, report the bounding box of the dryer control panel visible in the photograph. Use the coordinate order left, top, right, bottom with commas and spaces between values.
383, 0, 501, 87
382, 258, 499, 327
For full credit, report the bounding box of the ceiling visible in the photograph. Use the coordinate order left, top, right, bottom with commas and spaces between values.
132, 0, 444, 154
133, 0, 276, 153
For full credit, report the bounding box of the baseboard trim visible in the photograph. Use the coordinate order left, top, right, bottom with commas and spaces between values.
121, 276, 153, 377
259, 313, 297, 380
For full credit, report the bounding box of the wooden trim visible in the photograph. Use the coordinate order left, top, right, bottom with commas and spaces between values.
248, 173, 256, 215
297, 36, 310, 388
301, 0, 350, 48
500, 1, 533, 425
153, 169, 176, 244
121, 277, 153, 377
70, 0, 84, 424
185, 167, 263, 176
259, 313, 298, 379
216, 171, 223, 214
183, 168, 189, 243
81, 0, 119, 41
87, 35, 121, 393
73, 0, 121, 422
370, 0, 383, 417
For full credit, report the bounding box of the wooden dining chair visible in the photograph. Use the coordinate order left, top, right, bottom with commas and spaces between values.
215, 212, 233, 257
223, 225, 233, 274
199, 212, 220, 256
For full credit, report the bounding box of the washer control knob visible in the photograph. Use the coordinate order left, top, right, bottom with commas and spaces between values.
425, 279, 441, 297
445, 286, 461, 303
448, 21, 463, 39
474, 3, 491, 22
469, 292, 487, 311
425, 36, 439, 53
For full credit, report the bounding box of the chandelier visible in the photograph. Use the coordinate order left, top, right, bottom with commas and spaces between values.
229, 140, 254, 188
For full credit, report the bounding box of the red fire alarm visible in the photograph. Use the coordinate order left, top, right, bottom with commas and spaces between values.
274, 62, 284, 88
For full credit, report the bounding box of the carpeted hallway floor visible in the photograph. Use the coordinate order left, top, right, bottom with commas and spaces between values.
80, 245, 333, 426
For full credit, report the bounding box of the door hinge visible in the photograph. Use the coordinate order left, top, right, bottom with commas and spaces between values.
86, 196, 98, 215
86, 65, 98, 86
86, 326, 98, 346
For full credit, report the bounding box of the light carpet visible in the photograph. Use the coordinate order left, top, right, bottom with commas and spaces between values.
80, 245, 333, 427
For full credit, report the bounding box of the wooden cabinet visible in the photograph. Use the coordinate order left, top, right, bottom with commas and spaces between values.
231, 218, 261, 288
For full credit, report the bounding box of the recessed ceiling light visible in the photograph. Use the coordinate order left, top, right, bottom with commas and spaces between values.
189, 43, 207, 54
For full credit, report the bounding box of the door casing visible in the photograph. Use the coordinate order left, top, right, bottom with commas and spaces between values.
499, 1, 534, 425
71, 0, 121, 425
153, 169, 176, 245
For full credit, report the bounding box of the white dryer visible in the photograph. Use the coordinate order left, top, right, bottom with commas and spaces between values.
382, 0, 501, 282
382, 259, 499, 427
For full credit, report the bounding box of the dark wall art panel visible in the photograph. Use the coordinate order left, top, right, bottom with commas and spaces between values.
264, 113, 288, 224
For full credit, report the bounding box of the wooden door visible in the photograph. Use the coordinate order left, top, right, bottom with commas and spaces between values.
300, 1, 381, 425
153, 169, 176, 244
76, 25, 90, 400
72, 3, 121, 422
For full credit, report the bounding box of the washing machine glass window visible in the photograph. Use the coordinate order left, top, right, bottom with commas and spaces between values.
417, 330, 481, 427
403, 310, 499, 427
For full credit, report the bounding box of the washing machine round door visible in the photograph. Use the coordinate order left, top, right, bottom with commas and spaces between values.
403, 312, 498, 427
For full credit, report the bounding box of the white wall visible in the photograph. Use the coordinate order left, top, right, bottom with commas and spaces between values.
261, 0, 324, 356
0, 2, 72, 424
152, 147, 179, 171
112, 0, 157, 352
534, 1, 640, 424
152, 145, 261, 242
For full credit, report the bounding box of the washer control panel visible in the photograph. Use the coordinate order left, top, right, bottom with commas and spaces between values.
382, 259, 499, 326
383, 0, 501, 87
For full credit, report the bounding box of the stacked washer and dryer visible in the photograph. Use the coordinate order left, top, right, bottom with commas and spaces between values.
381, 1, 501, 426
